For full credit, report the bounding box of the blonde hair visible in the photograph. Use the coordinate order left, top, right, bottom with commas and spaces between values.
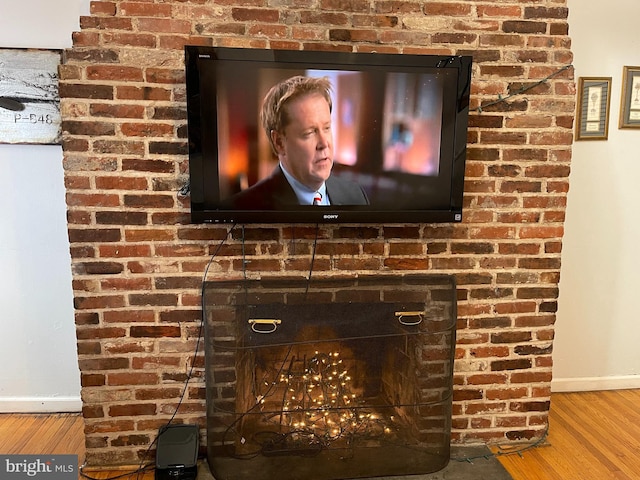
260, 76, 333, 153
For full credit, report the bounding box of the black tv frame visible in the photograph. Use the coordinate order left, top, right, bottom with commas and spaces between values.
185, 46, 472, 225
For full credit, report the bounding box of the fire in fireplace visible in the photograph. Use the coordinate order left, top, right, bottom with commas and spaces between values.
204, 275, 456, 480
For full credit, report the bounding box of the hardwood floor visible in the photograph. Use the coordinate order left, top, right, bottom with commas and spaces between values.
0, 413, 84, 456
1, 390, 639, 479
496, 389, 640, 480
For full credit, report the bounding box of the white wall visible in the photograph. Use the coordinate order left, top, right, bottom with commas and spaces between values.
552, 0, 640, 392
0, 0, 89, 412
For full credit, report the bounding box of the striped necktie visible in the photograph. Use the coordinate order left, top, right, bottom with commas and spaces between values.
313, 192, 322, 205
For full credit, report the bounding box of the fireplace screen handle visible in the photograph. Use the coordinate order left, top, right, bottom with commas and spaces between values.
395, 311, 424, 326
248, 318, 282, 334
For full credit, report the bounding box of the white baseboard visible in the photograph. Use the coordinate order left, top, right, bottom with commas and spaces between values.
0, 396, 82, 413
551, 374, 640, 393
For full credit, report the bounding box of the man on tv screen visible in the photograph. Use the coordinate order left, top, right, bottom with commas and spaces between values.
227, 76, 369, 209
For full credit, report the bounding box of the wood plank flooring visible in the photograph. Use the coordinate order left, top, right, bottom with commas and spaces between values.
495, 389, 640, 480
0, 413, 84, 456
1, 390, 639, 479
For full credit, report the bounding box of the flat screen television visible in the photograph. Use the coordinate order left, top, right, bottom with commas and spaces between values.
184, 46, 472, 224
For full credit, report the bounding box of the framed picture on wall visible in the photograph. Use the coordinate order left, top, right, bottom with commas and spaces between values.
619, 66, 640, 129
575, 77, 612, 141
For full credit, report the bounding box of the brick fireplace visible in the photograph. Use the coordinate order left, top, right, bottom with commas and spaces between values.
61, 0, 575, 468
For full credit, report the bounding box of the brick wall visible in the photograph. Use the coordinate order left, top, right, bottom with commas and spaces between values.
60, 0, 575, 467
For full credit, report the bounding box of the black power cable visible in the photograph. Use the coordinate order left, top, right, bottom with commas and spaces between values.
80, 223, 239, 480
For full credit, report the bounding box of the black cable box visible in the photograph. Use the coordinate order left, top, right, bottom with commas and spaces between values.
155, 424, 199, 480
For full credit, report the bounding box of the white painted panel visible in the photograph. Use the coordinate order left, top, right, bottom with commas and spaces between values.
554, 0, 640, 391
0, 0, 90, 413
